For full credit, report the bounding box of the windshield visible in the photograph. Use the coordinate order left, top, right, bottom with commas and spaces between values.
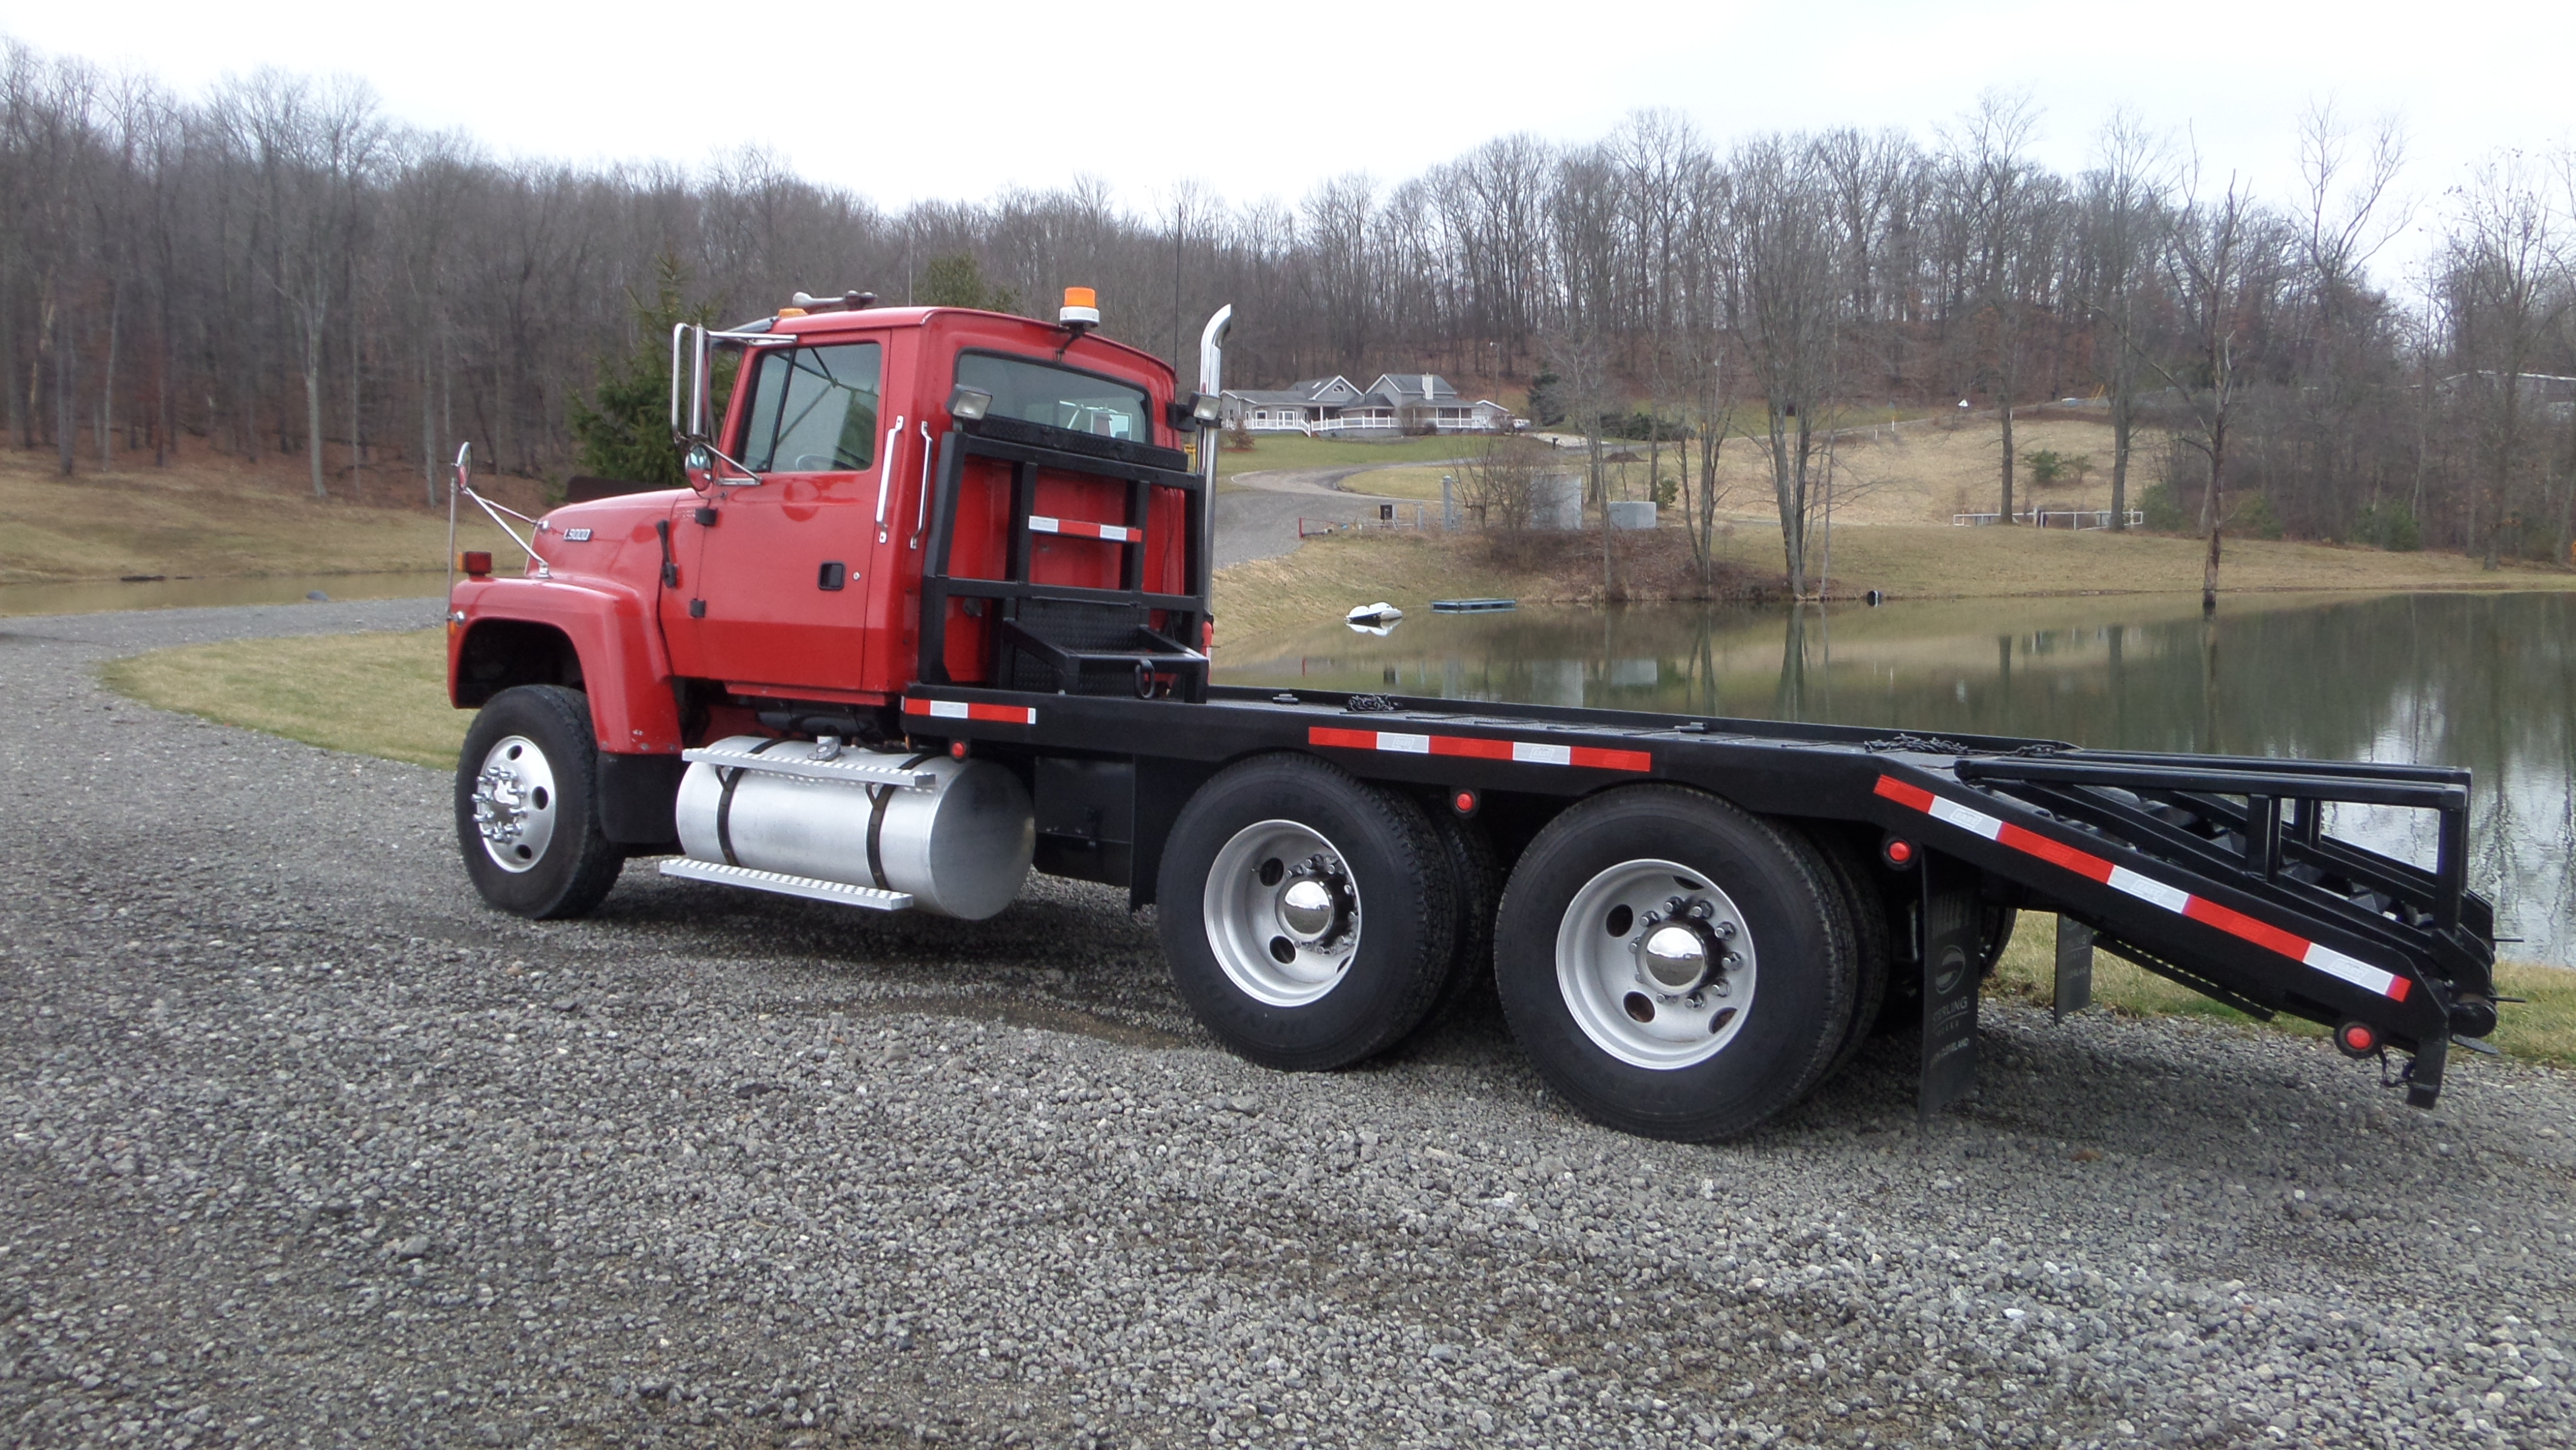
739, 341, 883, 471
957, 352, 1151, 441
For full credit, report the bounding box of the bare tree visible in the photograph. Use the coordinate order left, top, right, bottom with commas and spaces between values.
2440, 155, 2562, 568
1942, 91, 2046, 524
1727, 135, 1841, 596
2148, 166, 2280, 609
2082, 110, 2168, 531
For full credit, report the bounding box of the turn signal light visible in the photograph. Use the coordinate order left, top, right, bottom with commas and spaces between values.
460, 550, 493, 577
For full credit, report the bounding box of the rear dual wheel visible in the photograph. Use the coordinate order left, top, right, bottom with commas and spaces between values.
1157, 755, 1459, 1070
1495, 786, 1859, 1141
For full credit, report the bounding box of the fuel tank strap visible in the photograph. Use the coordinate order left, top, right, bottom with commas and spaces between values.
865, 752, 939, 891
714, 738, 788, 867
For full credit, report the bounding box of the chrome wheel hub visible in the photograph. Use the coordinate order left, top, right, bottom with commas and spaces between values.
472, 735, 558, 874
1204, 821, 1362, 1007
1556, 859, 1756, 1069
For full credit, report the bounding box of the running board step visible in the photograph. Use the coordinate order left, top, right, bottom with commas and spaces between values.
658, 857, 915, 911
682, 745, 936, 790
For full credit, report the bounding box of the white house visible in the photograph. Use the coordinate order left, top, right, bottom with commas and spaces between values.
1221, 373, 1518, 435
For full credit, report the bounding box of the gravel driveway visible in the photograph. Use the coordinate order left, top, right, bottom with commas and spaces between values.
4, 599, 2573, 1449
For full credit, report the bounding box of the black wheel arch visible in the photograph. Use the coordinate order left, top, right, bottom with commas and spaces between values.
456, 618, 584, 707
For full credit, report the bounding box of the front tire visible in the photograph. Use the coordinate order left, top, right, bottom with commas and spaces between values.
1494, 786, 1857, 1141
455, 684, 625, 919
1156, 754, 1455, 1070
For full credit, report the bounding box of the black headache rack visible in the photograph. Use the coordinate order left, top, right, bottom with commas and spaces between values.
893, 683, 2497, 1109
917, 414, 1211, 701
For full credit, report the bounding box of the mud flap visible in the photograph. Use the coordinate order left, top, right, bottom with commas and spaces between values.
2054, 918, 2095, 1023
1918, 853, 1983, 1121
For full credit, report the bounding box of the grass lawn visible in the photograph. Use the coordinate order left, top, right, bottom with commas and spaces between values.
1209, 520, 2576, 639
1213, 435, 1480, 479
1, 441, 534, 585
101, 628, 465, 770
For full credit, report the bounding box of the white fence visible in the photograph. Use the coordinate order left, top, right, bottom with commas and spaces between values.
1952, 509, 2145, 530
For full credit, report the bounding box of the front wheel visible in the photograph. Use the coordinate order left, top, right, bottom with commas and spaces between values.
1494, 786, 1857, 1141
454, 684, 625, 919
1156, 754, 1456, 1070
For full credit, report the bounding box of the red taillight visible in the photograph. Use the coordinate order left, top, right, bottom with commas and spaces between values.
460, 550, 493, 577
1882, 836, 1915, 868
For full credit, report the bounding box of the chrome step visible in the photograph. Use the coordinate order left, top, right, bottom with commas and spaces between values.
681, 744, 936, 790
658, 857, 914, 912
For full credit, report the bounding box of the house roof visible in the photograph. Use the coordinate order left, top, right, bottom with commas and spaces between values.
1366, 373, 1461, 404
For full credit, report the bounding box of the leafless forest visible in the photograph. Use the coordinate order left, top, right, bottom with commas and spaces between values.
5, 38, 2575, 580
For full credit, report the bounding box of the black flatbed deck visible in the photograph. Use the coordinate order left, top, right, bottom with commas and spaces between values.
902, 680, 2498, 1108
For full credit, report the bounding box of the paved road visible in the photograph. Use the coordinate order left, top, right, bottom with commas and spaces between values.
1213, 467, 1449, 571
3, 600, 2572, 1448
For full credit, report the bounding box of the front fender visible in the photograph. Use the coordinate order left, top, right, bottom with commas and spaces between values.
449, 577, 681, 752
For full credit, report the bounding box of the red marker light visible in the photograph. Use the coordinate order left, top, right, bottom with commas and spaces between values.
1451, 789, 1479, 816
2336, 1021, 2380, 1059
460, 550, 493, 577
949, 741, 968, 760
1882, 836, 1915, 868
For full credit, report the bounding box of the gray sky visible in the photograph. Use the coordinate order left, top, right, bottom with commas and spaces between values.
13, 0, 2571, 289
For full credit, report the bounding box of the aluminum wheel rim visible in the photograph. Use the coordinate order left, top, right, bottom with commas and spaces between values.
1203, 819, 1363, 1008
1556, 858, 1757, 1070
472, 735, 558, 874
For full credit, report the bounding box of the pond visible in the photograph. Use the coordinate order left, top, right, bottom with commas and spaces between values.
0, 572, 447, 617
1216, 591, 2576, 968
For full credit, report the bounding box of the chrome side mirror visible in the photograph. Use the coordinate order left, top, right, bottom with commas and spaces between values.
684, 443, 717, 492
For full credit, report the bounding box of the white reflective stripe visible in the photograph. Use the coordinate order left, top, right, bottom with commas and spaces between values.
1512, 741, 1572, 766
1925, 795, 2004, 839
1376, 732, 1432, 754
1100, 524, 1135, 541
2305, 942, 2399, 997
924, 701, 971, 720
2106, 865, 2192, 913
1030, 515, 1061, 534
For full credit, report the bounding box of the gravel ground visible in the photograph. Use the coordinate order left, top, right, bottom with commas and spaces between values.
4, 599, 2574, 1450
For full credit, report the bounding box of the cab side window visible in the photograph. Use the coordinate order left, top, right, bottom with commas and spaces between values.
739, 342, 883, 472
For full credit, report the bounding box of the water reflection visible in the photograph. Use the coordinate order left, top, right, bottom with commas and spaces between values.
1219, 592, 2576, 966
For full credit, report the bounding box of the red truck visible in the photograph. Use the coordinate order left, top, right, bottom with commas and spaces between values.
444, 289, 2503, 1141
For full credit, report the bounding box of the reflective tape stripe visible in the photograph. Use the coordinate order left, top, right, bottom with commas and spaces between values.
1028, 515, 1137, 543
1308, 726, 1650, 773
902, 698, 1038, 726
1872, 773, 2409, 1003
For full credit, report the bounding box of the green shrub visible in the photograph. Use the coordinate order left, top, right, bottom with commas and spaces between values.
2021, 448, 2094, 487
2352, 500, 2421, 552
2138, 482, 2187, 532
2230, 493, 2285, 541
1652, 475, 1680, 507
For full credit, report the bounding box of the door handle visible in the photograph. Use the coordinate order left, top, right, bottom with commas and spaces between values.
911, 420, 935, 550
874, 414, 906, 544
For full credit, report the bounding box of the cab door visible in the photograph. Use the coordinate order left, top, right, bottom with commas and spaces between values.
660, 335, 894, 693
